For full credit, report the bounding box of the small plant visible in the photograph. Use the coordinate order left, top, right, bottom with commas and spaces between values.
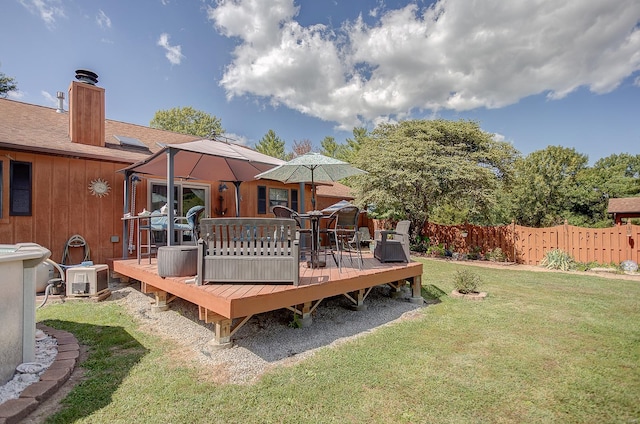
452, 269, 482, 294
411, 235, 430, 253
289, 314, 302, 328
485, 247, 506, 262
540, 249, 575, 271
427, 243, 445, 256
467, 245, 483, 260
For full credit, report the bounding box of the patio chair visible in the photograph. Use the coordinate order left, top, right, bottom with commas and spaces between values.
150, 205, 204, 245
349, 226, 372, 249
272, 205, 312, 260
326, 205, 363, 271
374, 220, 411, 263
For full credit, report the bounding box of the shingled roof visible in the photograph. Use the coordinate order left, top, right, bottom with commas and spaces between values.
0, 98, 199, 164
607, 197, 640, 214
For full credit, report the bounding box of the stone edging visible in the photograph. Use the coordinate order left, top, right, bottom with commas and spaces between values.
450, 290, 488, 300
0, 324, 79, 424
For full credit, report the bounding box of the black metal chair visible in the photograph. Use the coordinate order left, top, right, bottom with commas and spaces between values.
325, 205, 363, 271
272, 205, 312, 261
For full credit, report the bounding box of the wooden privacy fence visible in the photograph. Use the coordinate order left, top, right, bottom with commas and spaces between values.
420, 221, 640, 265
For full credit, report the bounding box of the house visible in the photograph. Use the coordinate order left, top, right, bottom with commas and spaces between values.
607, 197, 640, 225
0, 70, 337, 264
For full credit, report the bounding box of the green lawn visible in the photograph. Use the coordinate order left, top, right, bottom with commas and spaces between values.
37, 260, 640, 423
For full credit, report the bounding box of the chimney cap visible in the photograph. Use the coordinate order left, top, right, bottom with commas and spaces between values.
75, 69, 99, 85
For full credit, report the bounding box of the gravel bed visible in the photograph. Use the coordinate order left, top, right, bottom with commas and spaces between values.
110, 280, 426, 385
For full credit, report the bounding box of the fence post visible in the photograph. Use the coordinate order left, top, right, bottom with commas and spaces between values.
511, 220, 516, 263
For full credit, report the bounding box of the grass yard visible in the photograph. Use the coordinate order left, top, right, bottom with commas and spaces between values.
36, 260, 640, 423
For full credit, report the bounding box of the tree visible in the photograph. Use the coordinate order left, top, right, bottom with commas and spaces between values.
150, 106, 223, 138
572, 153, 640, 226
509, 146, 589, 227
351, 119, 517, 235
337, 127, 368, 162
290, 139, 313, 158
320, 136, 339, 158
0, 71, 18, 98
255, 129, 286, 160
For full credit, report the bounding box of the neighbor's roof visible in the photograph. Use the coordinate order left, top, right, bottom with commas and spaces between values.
315, 181, 354, 199
607, 197, 640, 214
0, 98, 199, 164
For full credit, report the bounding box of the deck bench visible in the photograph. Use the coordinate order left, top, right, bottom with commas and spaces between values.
196, 218, 300, 286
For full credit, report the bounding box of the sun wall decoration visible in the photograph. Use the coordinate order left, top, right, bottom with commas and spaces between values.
89, 178, 111, 198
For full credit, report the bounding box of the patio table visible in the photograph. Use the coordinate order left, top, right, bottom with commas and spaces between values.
298, 210, 327, 268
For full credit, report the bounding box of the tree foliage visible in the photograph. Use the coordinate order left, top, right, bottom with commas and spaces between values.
290, 139, 313, 158
0, 71, 18, 98
509, 148, 640, 227
351, 119, 517, 234
509, 146, 588, 227
255, 129, 286, 160
320, 136, 339, 158
337, 127, 368, 162
150, 106, 223, 138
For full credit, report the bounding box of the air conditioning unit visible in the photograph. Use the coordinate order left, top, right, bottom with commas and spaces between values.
66, 264, 109, 297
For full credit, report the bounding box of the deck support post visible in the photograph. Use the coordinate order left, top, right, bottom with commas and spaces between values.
298, 302, 314, 327
387, 280, 408, 298
345, 288, 368, 311
151, 290, 169, 312
201, 318, 233, 352
288, 299, 323, 328
409, 275, 424, 304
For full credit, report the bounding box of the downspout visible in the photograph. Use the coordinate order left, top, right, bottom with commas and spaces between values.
122, 170, 132, 258
233, 181, 242, 217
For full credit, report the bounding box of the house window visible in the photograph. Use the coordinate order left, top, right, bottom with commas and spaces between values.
269, 188, 289, 211
257, 186, 267, 214
291, 189, 299, 212
10, 161, 32, 216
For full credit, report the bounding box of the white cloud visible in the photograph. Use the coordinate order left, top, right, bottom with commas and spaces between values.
19, 0, 65, 29
157, 33, 185, 65
208, 0, 640, 130
7, 90, 25, 100
96, 10, 111, 29
41, 90, 59, 107
220, 132, 249, 146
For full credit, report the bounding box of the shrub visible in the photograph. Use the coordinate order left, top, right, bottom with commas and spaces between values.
411, 235, 430, 253
467, 245, 482, 260
485, 247, 506, 262
452, 269, 482, 294
427, 243, 446, 256
540, 249, 575, 271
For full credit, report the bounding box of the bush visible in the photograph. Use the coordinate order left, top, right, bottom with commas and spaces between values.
467, 245, 483, 260
452, 269, 482, 294
485, 247, 506, 262
411, 235, 430, 253
540, 249, 575, 271
427, 243, 446, 256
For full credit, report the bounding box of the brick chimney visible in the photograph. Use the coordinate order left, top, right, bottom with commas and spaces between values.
68, 70, 105, 147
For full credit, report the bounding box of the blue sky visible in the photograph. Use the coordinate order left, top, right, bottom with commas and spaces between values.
2, 0, 639, 164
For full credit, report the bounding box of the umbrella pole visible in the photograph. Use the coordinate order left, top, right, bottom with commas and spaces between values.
167, 149, 176, 245
311, 169, 316, 210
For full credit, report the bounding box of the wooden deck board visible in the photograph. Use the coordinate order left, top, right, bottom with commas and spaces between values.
111, 251, 423, 320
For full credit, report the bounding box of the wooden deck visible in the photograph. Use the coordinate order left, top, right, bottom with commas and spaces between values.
110, 251, 423, 347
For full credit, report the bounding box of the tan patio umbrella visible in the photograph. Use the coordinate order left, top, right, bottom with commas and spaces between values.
120, 139, 284, 252
255, 152, 367, 210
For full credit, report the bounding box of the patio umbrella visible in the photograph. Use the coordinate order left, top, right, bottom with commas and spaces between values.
120, 139, 284, 251
321, 199, 355, 213
255, 152, 367, 209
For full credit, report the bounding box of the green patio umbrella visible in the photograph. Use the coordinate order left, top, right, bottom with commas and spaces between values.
255, 152, 367, 209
